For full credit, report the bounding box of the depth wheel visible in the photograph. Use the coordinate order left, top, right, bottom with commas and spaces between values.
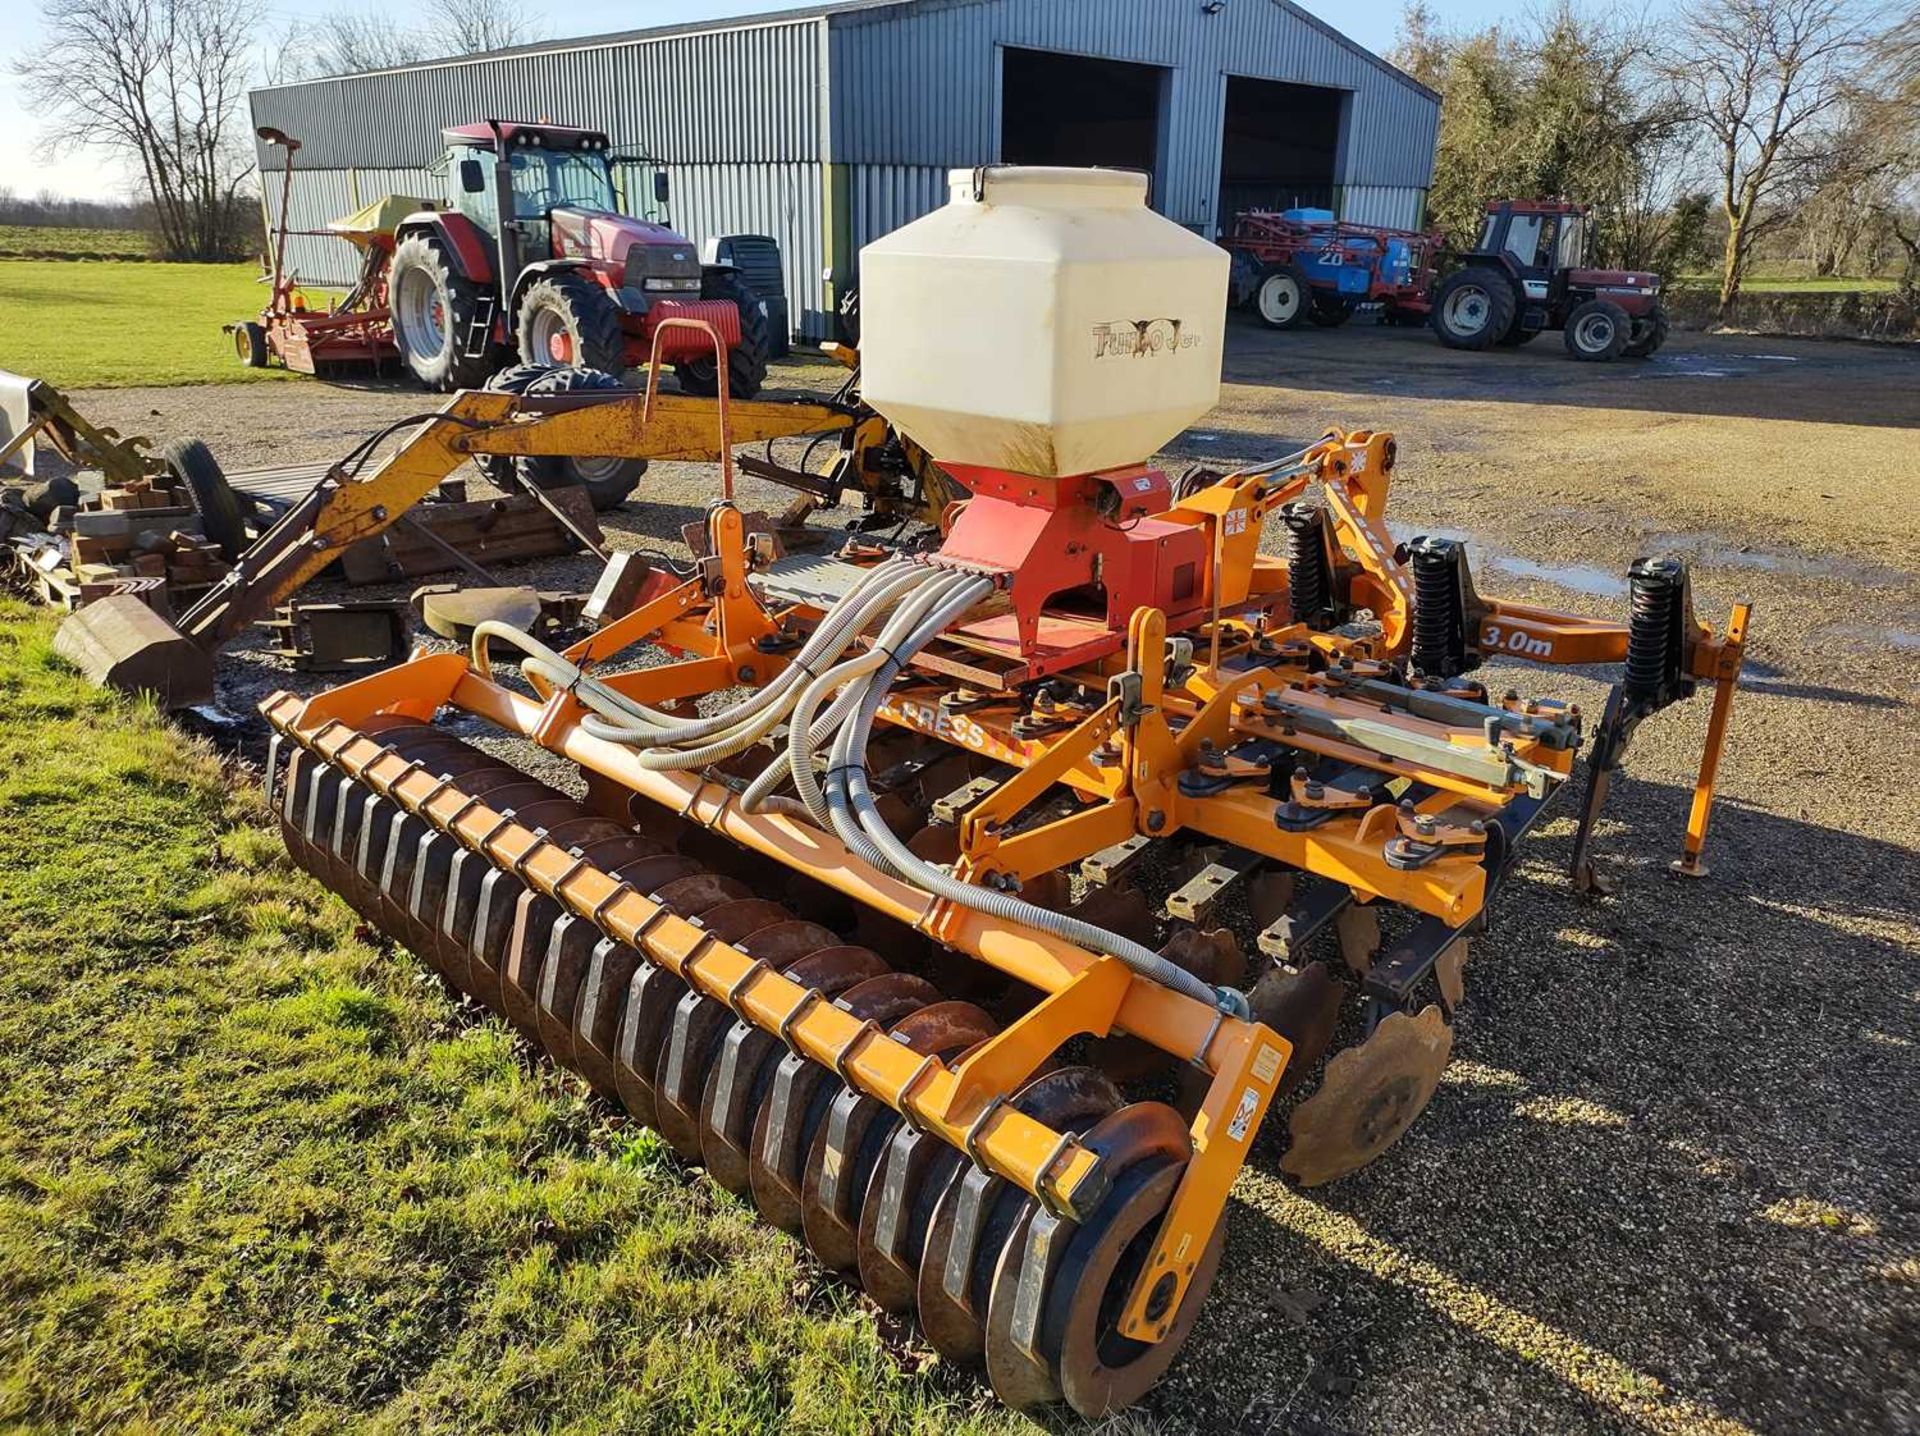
1025, 1154, 1227, 1418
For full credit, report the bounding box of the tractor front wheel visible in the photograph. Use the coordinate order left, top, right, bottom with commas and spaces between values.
513, 365, 647, 511
1564, 299, 1631, 361
1307, 293, 1354, 328
390, 234, 495, 391
675, 269, 771, 399
1623, 306, 1669, 359
1430, 267, 1515, 350
515, 273, 627, 375
1253, 263, 1312, 329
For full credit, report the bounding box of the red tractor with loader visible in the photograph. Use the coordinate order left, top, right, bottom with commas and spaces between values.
386, 121, 771, 396
1429, 199, 1667, 360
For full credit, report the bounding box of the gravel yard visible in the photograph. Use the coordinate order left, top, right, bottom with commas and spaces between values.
67, 321, 1920, 1435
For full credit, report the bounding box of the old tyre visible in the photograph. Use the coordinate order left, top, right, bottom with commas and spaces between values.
514, 271, 627, 375
389, 233, 495, 391
1253, 263, 1313, 329
674, 268, 771, 399
1624, 306, 1669, 359
1308, 292, 1355, 327
473, 363, 554, 487
1429, 267, 1515, 350
164, 437, 251, 561
512, 365, 646, 510
232, 320, 268, 368
1564, 298, 1631, 361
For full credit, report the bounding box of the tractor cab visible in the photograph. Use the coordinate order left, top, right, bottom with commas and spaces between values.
1475, 201, 1589, 296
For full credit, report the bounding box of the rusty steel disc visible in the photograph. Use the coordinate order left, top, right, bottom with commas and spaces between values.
696, 898, 796, 943
1067, 883, 1157, 949
745, 951, 895, 1233
797, 975, 944, 1272
915, 1067, 1121, 1368
982, 1100, 1192, 1411
1247, 960, 1345, 1097
1247, 868, 1297, 931
699, 943, 889, 1192
1280, 1003, 1452, 1187
651, 871, 752, 918
1435, 938, 1470, 1013
737, 920, 842, 964
1334, 903, 1382, 975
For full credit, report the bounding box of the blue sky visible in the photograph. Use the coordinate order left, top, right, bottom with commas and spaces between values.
0, 0, 1518, 202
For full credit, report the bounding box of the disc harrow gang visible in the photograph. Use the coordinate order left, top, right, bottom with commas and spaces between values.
264, 716, 1242, 1416
259, 391, 1748, 1417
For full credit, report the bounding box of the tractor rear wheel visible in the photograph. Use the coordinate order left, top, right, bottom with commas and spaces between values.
1307, 293, 1354, 328
675, 269, 771, 399
1623, 306, 1668, 358
1429, 267, 1515, 350
513, 366, 647, 511
1253, 263, 1312, 329
515, 273, 627, 376
390, 234, 495, 391
1564, 299, 1631, 361
232, 321, 268, 368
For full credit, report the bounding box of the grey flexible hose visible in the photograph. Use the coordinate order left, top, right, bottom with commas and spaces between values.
817, 583, 1240, 1010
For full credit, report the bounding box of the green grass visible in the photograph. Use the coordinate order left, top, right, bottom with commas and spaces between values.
1673, 272, 1899, 293
0, 260, 290, 388
0, 225, 151, 260
0, 602, 1024, 1434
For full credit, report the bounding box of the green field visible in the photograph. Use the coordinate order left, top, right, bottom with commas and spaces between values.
1672, 272, 1900, 293
0, 225, 150, 260
0, 603, 1016, 1434
0, 260, 288, 388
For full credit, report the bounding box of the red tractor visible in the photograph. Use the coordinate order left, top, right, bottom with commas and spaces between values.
1428, 200, 1667, 361
386, 120, 771, 396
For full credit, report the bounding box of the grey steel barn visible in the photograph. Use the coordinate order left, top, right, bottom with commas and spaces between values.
248, 0, 1439, 340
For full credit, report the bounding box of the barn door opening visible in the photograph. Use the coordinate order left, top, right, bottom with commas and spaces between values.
1218, 76, 1345, 224
1001, 47, 1168, 201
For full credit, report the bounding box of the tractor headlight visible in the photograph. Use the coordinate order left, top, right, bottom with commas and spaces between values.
642, 276, 700, 293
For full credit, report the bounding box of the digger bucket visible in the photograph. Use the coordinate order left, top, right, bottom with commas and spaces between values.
53, 594, 215, 710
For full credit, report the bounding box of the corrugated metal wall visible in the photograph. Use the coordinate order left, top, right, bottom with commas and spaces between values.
250, 15, 826, 170
1339, 184, 1426, 231
828, 0, 1437, 235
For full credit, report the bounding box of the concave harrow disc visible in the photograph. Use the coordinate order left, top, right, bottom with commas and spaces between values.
265, 718, 1214, 1420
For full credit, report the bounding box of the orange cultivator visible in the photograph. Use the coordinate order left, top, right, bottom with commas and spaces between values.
258, 168, 1748, 1417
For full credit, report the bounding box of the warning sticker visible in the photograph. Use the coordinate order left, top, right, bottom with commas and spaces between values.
1251, 1043, 1283, 1083
1226, 1086, 1260, 1142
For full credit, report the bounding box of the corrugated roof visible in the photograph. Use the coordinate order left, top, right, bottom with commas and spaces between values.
251, 0, 1436, 104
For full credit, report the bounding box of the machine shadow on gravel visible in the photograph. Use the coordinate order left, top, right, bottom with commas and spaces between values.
1196, 775, 1917, 1436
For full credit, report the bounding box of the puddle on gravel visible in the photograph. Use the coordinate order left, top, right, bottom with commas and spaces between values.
1386, 522, 1631, 599
1826, 624, 1920, 653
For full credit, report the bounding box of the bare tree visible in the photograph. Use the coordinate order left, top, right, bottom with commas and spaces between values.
1665, 0, 1880, 313
269, 0, 543, 82
14, 0, 257, 260
425, 0, 541, 56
